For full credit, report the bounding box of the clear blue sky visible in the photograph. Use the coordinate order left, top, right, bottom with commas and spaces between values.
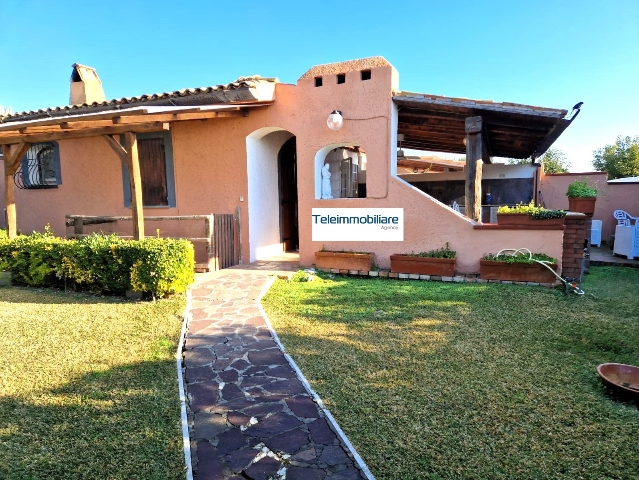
1, 0, 637, 172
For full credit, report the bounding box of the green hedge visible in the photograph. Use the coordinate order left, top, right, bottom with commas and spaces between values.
0, 230, 194, 298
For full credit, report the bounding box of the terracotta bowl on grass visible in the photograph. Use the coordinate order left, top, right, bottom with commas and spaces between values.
597, 363, 639, 395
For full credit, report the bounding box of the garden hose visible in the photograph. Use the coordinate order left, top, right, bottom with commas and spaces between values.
494, 248, 584, 295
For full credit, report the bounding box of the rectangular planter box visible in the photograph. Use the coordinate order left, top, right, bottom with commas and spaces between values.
480, 260, 558, 283
390, 255, 455, 276
496, 214, 565, 227
315, 251, 374, 272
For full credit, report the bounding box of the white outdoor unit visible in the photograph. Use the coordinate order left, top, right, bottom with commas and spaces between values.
591, 220, 602, 247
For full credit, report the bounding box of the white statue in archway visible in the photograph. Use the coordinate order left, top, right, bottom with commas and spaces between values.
321, 163, 333, 199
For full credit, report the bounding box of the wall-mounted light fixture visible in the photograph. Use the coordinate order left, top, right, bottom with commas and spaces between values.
397, 133, 405, 157
327, 110, 343, 130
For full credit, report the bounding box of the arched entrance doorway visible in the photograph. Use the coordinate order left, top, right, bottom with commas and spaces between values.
278, 137, 298, 252
246, 128, 298, 262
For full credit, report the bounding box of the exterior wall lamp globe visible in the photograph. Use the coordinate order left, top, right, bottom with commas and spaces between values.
327, 110, 343, 130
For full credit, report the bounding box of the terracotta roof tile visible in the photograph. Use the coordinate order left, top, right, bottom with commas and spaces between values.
3, 76, 278, 122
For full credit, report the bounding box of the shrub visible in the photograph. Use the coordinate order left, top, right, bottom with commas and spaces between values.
408, 242, 456, 259
497, 201, 566, 219
130, 238, 195, 297
57, 234, 134, 292
483, 252, 557, 264
0, 232, 194, 298
0, 230, 10, 271
5, 229, 64, 286
566, 180, 598, 198
290, 270, 310, 282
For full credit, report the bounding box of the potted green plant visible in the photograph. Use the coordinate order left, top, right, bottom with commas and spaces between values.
566, 180, 598, 214
390, 243, 456, 276
480, 249, 559, 283
315, 249, 375, 271
496, 202, 566, 226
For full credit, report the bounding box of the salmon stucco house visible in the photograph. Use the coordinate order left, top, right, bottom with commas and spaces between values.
0, 57, 580, 274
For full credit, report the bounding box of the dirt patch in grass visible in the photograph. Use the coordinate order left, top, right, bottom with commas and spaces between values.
262, 267, 639, 480
0, 287, 186, 480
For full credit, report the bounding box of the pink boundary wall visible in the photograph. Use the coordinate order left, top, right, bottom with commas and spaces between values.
539, 171, 639, 243
1, 58, 564, 274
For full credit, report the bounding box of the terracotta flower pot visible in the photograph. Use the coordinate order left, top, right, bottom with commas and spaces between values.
568, 197, 596, 215
479, 260, 558, 283
597, 363, 639, 396
315, 251, 374, 271
496, 214, 565, 227
390, 255, 455, 275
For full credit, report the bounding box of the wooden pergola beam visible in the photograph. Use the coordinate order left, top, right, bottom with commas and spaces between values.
3, 142, 31, 239
0, 122, 169, 145
103, 135, 127, 164
103, 134, 144, 240
399, 111, 558, 131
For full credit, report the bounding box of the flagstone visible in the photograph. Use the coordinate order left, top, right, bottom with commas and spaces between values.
183, 271, 366, 480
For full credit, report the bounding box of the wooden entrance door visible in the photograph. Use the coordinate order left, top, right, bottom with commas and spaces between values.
278, 137, 298, 252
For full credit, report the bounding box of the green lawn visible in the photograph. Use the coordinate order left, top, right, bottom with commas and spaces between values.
0, 287, 186, 480
262, 267, 639, 480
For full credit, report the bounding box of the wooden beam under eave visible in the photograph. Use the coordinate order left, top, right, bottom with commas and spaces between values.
0, 122, 169, 145
465, 116, 483, 222
13, 120, 128, 134
400, 142, 466, 154
2, 110, 248, 137
112, 109, 247, 124
123, 132, 144, 240
3, 143, 31, 239
0, 108, 152, 132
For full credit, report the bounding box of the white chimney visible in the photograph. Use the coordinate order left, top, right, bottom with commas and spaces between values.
69, 63, 106, 105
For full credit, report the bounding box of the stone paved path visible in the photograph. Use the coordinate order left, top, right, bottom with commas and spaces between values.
184, 269, 368, 480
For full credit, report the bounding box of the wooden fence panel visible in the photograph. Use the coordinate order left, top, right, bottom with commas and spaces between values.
65, 213, 239, 272
212, 213, 236, 270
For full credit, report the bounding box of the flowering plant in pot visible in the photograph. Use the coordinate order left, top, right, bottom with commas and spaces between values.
480, 249, 559, 283
566, 180, 598, 214
496, 202, 566, 226
390, 243, 456, 276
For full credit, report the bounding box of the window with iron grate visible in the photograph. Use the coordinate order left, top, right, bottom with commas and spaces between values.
15, 142, 62, 189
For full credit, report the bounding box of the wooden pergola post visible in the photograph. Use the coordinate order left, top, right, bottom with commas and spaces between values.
123, 132, 144, 240
103, 133, 144, 240
465, 116, 483, 222
2, 143, 30, 239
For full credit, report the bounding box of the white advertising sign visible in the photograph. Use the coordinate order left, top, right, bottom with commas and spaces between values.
311, 208, 404, 242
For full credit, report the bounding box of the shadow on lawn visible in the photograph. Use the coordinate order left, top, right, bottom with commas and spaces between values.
267, 273, 639, 405
0, 285, 134, 305
290, 277, 481, 324
0, 359, 184, 480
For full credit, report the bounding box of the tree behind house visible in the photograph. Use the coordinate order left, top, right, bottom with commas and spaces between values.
502, 148, 571, 173
592, 135, 639, 180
